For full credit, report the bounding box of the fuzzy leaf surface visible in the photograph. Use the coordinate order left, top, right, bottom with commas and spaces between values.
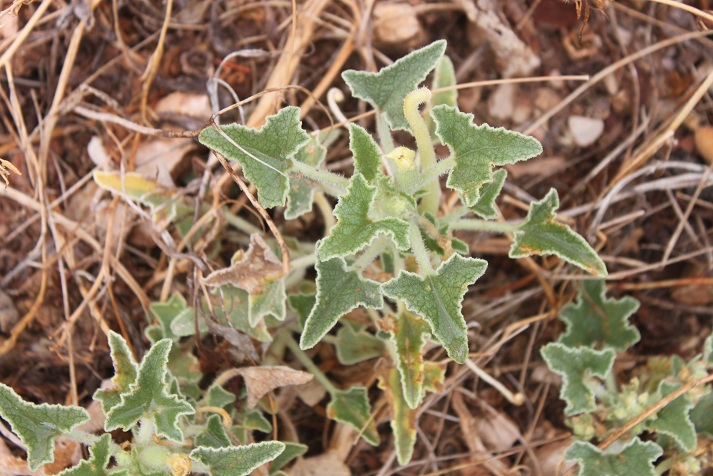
565, 439, 662, 476
540, 343, 615, 415
57, 434, 112, 476
94, 331, 139, 415
510, 189, 607, 276
432, 105, 542, 207
342, 40, 446, 131
382, 254, 487, 364
691, 391, 713, 438
190, 441, 285, 476
559, 281, 640, 351
0, 383, 90, 471
196, 414, 232, 449
335, 325, 385, 365
249, 278, 287, 326
105, 339, 194, 441
390, 311, 430, 409
327, 387, 380, 445
270, 441, 308, 473
378, 367, 416, 465
300, 257, 383, 349
471, 168, 506, 219
198, 107, 309, 208
647, 381, 696, 452
318, 174, 409, 260
349, 124, 382, 183
286, 133, 328, 219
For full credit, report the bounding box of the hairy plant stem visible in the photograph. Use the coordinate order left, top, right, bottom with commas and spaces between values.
352, 235, 390, 271
290, 160, 349, 197
409, 222, 434, 276
404, 88, 440, 216
284, 334, 338, 395
450, 218, 520, 233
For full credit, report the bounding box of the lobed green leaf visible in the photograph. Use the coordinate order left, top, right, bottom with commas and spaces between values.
105, 339, 194, 441
198, 107, 309, 208
558, 280, 640, 351
190, 441, 285, 476
0, 383, 90, 471
300, 256, 383, 349
334, 324, 385, 365
646, 381, 696, 452
565, 438, 662, 476
432, 105, 542, 207
195, 414, 232, 449
94, 331, 139, 415
57, 434, 112, 476
286, 132, 329, 219
471, 168, 507, 220
342, 40, 446, 131
540, 343, 615, 415
383, 254, 487, 364
510, 189, 607, 276
326, 387, 380, 445
318, 174, 409, 260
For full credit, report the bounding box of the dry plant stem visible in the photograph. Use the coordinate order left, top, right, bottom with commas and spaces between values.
247, 0, 331, 127
464, 359, 525, 406
212, 149, 291, 276
0, 187, 150, 308
608, 69, 713, 191
561, 373, 713, 476
645, 0, 713, 23
73, 106, 201, 138
522, 30, 713, 136
299, 36, 355, 117
434, 75, 590, 94
662, 168, 711, 263
0, 0, 53, 70
139, 0, 173, 124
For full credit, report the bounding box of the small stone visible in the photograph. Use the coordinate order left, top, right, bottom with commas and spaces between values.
568, 115, 605, 147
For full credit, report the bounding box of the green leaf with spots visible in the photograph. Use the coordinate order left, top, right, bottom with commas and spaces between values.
94, 331, 138, 415
511, 189, 607, 277
198, 107, 310, 208
327, 386, 380, 445
196, 414, 232, 449
0, 383, 90, 471
270, 441, 308, 473
342, 40, 446, 131
334, 324, 385, 365
389, 310, 430, 409
382, 254, 487, 364
190, 442, 285, 476
349, 124, 382, 183
300, 257, 383, 349
57, 434, 112, 476
558, 280, 640, 351
318, 174, 409, 260
286, 133, 328, 219
565, 439, 662, 476
105, 339, 195, 441
541, 343, 615, 415
471, 168, 506, 220
378, 367, 416, 465
646, 381, 696, 452
431, 105, 542, 207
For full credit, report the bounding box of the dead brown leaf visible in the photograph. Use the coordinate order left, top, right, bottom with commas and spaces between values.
232, 365, 313, 408
289, 449, 351, 476
203, 234, 283, 294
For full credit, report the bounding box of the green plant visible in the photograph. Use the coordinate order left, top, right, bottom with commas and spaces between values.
195, 40, 606, 464
542, 281, 713, 475
0, 331, 294, 475
0, 40, 610, 471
